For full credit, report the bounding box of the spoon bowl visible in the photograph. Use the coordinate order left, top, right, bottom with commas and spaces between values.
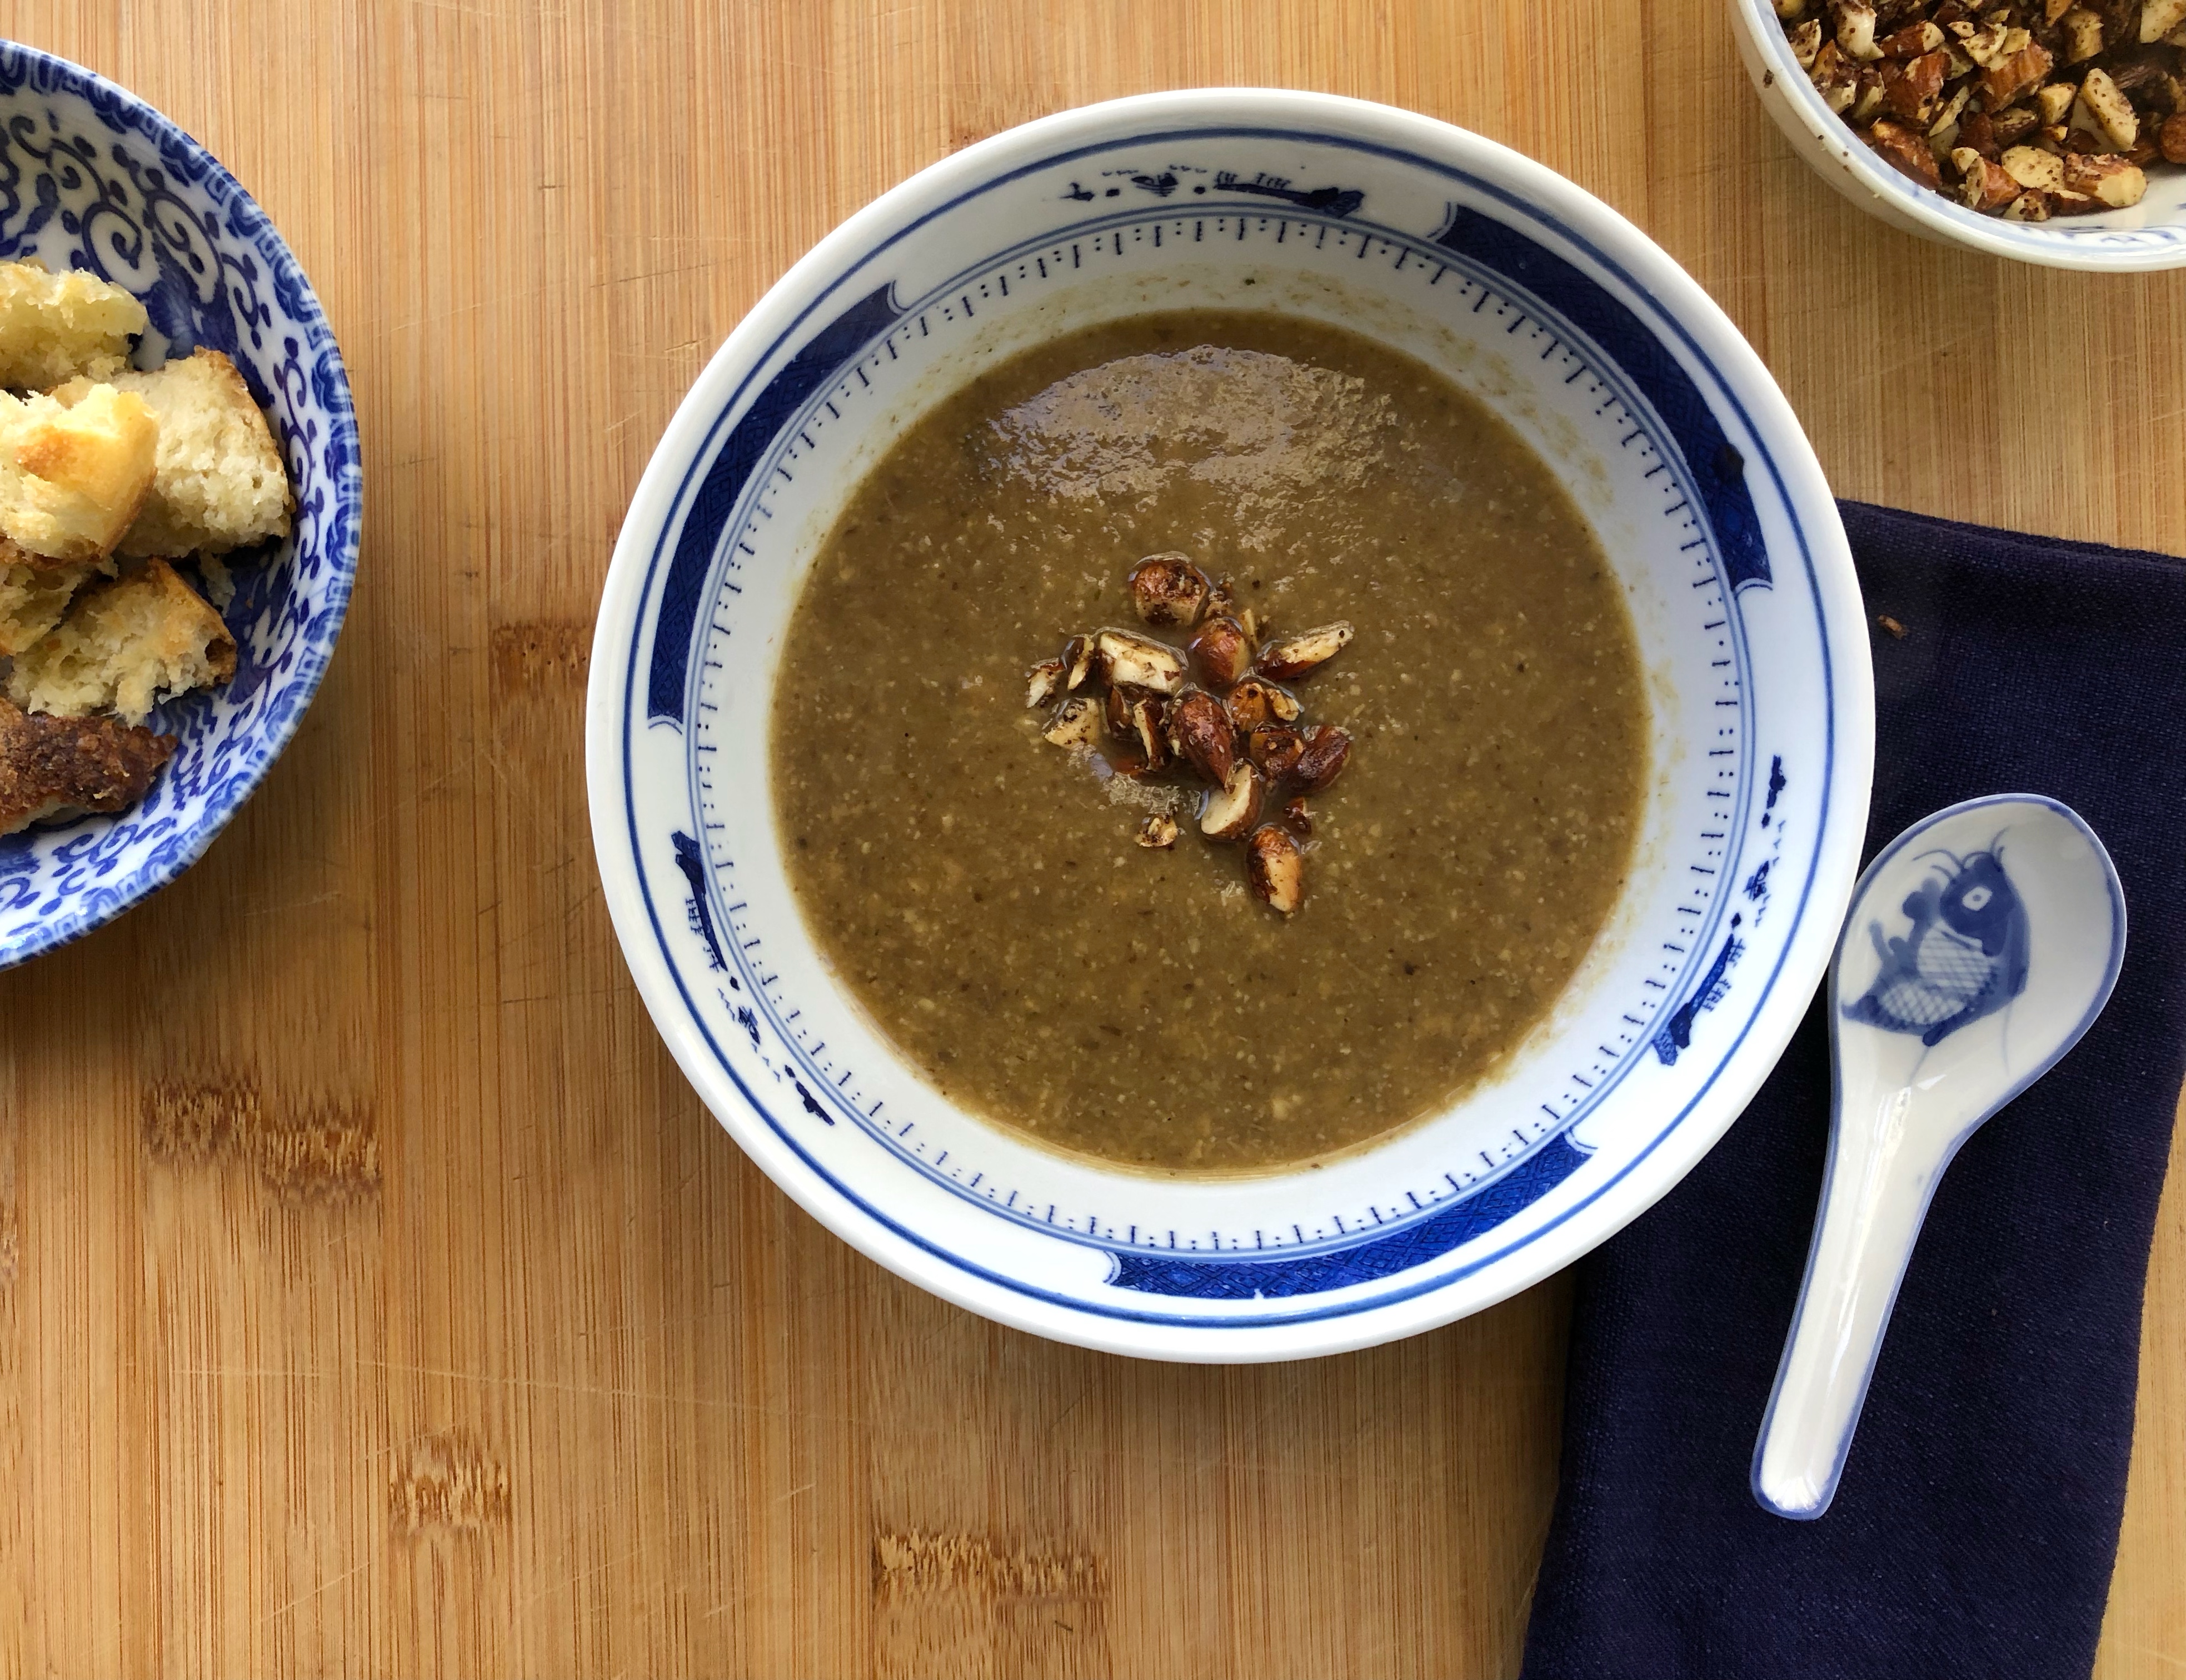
1753, 794, 2126, 1520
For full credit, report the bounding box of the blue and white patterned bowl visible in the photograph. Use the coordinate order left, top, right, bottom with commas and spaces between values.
1728, 0, 2186, 270
0, 43, 361, 969
588, 91, 1876, 1361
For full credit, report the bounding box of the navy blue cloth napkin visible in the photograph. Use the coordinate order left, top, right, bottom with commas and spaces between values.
1521, 501, 2186, 1680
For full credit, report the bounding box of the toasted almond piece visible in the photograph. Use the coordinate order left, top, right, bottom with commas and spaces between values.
1281, 796, 1313, 837
2163, 113, 2186, 164
1978, 39, 2052, 108
1126, 553, 1209, 628
1041, 696, 1102, 748
1868, 117, 1944, 185
1811, 41, 1860, 111
1256, 621, 1354, 682
2059, 6, 2106, 60
1877, 19, 1944, 54
1790, 17, 1824, 66
1063, 634, 1097, 692
1989, 105, 2040, 145
1960, 19, 2012, 65
1026, 657, 1064, 709
1850, 72, 1888, 123
1094, 628, 1186, 694
1136, 812, 1179, 850
1224, 677, 1301, 729
1882, 49, 1949, 117
1204, 577, 1260, 641
2143, 0, 2186, 40
1246, 825, 1305, 916
2034, 82, 2079, 126
1103, 682, 1135, 739
2048, 185, 2105, 213
2045, 0, 2075, 21
1293, 725, 1354, 794
1168, 689, 1236, 784
1129, 695, 1169, 769
1774, 0, 1807, 17
1953, 146, 2021, 206
1200, 761, 1263, 841
2003, 185, 2054, 218
1930, 83, 1973, 135
2076, 66, 2139, 147
1245, 725, 1307, 783
2062, 149, 2147, 202
1188, 614, 1254, 687
2001, 141, 2067, 187
1835, 0, 1883, 59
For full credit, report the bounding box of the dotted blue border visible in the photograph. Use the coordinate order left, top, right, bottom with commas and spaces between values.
681, 202, 1759, 1257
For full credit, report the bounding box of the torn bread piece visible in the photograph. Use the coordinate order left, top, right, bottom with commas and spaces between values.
0, 546, 99, 656
0, 260, 148, 389
8, 558, 235, 726
0, 697, 173, 834
54, 349, 290, 557
0, 384, 159, 562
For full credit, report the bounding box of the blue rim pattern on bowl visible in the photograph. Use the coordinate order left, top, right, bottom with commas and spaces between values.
592, 98, 1871, 1357
662, 193, 1776, 1302
0, 42, 362, 969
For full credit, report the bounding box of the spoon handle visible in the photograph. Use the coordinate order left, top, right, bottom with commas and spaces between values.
1751, 1086, 1963, 1519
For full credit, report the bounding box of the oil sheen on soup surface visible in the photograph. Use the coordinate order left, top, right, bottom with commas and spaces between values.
772, 312, 1645, 1174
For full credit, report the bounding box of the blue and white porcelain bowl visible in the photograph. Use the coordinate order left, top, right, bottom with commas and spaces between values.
588, 90, 1876, 1361
1728, 0, 2186, 270
0, 43, 361, 969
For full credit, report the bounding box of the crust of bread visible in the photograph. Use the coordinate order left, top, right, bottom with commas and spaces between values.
0, 696, 174, 834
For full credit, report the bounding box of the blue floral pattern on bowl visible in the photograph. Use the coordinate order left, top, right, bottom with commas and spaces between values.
0, 42, 361, 968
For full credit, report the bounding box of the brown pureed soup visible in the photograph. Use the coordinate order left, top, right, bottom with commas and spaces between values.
771, 312, 1646, 1173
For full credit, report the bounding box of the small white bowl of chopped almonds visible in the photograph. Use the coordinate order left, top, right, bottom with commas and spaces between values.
1730, 0, 2186, 268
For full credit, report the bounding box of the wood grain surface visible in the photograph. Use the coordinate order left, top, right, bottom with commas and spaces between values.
0, 1, 2179, 1674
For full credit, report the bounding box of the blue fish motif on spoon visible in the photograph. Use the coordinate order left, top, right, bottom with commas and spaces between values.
1840, 845, 2030, 1046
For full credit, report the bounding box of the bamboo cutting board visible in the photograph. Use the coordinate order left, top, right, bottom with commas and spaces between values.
0, 1, 2179, 1674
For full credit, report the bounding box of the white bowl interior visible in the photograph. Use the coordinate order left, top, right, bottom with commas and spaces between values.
593, 96, 1869, 1357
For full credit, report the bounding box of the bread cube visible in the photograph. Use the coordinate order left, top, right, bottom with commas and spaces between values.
0, 384, 159, 562
58, 349, 291, 556
0, 260, 148, 389
0, 697, 173, 834
8, 558, 234, 725
0, 547, 98, 656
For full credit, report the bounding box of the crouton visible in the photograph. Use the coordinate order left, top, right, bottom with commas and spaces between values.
8, 558, 234, 725
0, 260, 148, 390
0, 384, 159, 562
0, 696, 174, 833
57, 349, 290, 556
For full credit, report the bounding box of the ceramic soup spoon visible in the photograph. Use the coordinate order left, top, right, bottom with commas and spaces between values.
1751, 794, 2125, 1520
